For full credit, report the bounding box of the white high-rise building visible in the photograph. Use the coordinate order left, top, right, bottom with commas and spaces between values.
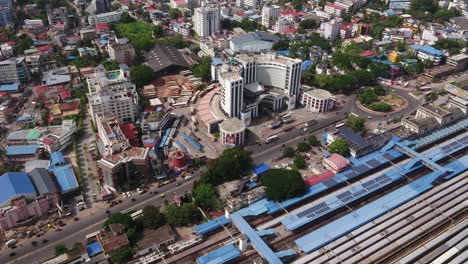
88, 91, 136, 124
216, 53, 302, 119
261, 5, 280, 28
244, 0, 262, 9
193, 4, 220, 38
323, 18, 343, 41
220, 72, 244, 118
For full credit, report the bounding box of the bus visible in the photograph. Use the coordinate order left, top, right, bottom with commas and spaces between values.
265, 135, 279, 144
335, 123, 345, 129
121, 207, 135, 215
130, 209, 143, 220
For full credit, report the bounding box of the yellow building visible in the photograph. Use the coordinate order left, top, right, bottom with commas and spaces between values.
389, 51, 399, 63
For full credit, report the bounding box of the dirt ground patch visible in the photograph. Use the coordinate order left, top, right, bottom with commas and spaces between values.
379, 93, 405, 109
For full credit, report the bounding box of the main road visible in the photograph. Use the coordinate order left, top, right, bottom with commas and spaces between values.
2, 176, 200, 264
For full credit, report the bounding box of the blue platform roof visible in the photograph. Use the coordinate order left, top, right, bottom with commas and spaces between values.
182, 132, 203, 152
0, 172, 36, 206
231, 213, 282, 264
51, 164, 79, 193
195, 215, 230, 235
6, 145, 40, 156
276, 50, 290, 56
295, 155, 468, 253
0, 83, 20, 92
252, 163, 270, 175
86, 242, 103, 257
211, 57, 223, 66
410, 45, 444, 57
51, 151, 65, 166
196, 244, 241, 264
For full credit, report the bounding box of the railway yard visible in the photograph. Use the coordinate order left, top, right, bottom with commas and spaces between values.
133, 118, 468, 264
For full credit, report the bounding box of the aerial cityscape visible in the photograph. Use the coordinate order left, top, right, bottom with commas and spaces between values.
0, 0, 467, 263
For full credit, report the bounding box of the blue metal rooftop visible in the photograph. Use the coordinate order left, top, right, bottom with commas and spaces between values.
0, 83, 20, 92
51, 164, 79, 193
86, 242, 103, 257
5, 145, 40, 156
281, 135, 467, 231
231, 212, 283, 264
252, 163, 270, 176
51, 151, 65, 166
295, 155, 468, 253
194, 215, 230, 236
410, 45, 444, 57
0, 172, 36, 206
196, 243, 241, 264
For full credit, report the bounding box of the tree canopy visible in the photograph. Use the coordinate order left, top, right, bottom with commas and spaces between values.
296, 141, 311, 152
199, 148, 252, 185
329, 139, 350, 157
163, 203, 201, 226
141, 206, 166, 230
110, 247, 134, 264
283, 146, 295, 157
191, 56, 212, 81
261, 169, 306, 201
193, 183, 217, 210
130, 64, 154, 88
115, 22, 154, 51
104, 213, 134, 230
345, 115, 366, 133
293, 154, 307, 170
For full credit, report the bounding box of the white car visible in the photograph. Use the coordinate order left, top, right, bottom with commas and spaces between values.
126, 192, 132, 197
122, 193, 127, 198
184, 175, 192, 180
76, 201, 85, 207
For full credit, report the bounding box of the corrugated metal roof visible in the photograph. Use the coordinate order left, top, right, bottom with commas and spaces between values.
252, 163, 270, 175
51, 165, 78, 193
29, 168, 56, 195
6, 145, 40, 156
195, 215, 230, 235
0, 172, 37, 206
196, 244, 241, 264
51, 151, 65, 166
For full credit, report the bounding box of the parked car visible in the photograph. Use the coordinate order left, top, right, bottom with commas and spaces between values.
184, 175, 192, 180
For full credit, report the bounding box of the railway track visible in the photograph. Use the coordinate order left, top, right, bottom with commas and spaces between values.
292, 170, 468, 263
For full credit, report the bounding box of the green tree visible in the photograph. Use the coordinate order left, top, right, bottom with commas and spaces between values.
283, 147, 295, 157
141, 206, 166, 229
296, 141, 311, 152
272, 39, 290, 51
193, 183, 217, 210
350, 70, 377, 87
104, 213, 134, 230
298, 19, 316, 29
425, 91, 439, 102
121, 12, 136, 23
169, 8, 182, 19
368, 62, 391, 79
130, 64, 154, 87
153, 25, 164, 38
260, 169, 306, 201
308, 135, 320, 146
110, 247, 134, 264
191, 56, 211, 81
199, 148, 252, 185
368, 102, 392, 112
55, 244, 68, 256
293, 154, 307, 170
102, 60, 120, 71
163, 203, 200, 226
329, 139, 350, 157
345, 115, 366, 133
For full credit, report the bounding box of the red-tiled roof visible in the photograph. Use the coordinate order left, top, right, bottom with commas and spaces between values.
34, 85, 47, 93
358, 50, 377, 57
59, 90, 71, 100
96, 23, 109, 31
304, 171, 334, 187
36, 45, 51, 52
59, 101, 80, 112
326, 153, 350, 170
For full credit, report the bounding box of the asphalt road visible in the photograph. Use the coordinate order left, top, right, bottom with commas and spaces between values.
2, 175, 201, 264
